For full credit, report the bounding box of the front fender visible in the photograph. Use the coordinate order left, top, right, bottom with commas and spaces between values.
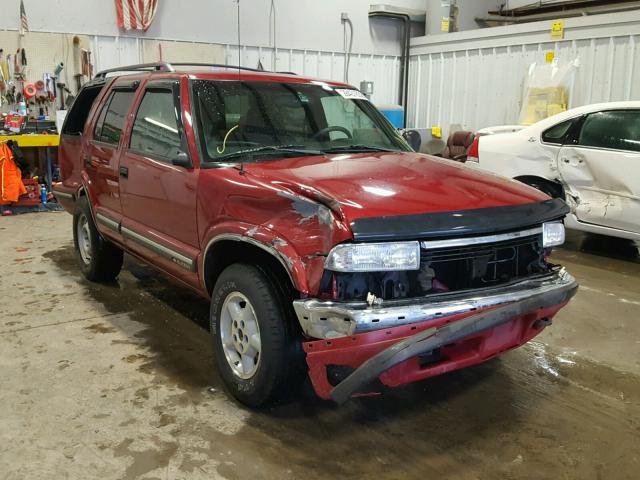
199, 221, 327, 296
196, 169, 353, 296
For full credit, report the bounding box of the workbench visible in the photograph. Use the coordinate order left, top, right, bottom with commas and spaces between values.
0, 134, 60, 192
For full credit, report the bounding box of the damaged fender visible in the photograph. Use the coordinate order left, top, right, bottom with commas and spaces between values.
198, 176, 352, 296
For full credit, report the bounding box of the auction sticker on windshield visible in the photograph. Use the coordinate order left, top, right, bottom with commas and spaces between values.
335, 89, 369, 101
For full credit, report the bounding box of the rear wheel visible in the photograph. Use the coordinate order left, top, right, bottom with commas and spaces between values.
73, 196, 123, 282
210, 264, 294, 407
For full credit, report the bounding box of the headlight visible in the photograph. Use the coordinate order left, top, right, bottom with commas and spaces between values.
325, 241, 420, 272
543, 222, 565, 247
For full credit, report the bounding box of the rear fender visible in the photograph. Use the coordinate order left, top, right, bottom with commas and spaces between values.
78, 172, 99, 213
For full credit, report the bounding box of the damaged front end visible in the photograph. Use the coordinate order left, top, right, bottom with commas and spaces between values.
293, 199, 578, 402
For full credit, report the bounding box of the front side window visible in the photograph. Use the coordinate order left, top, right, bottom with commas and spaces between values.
129, 89, 182, 159
93, 90, 135, 145
578, 110, 640, 152
541, 118, 576, 145
192, 80, 409, 162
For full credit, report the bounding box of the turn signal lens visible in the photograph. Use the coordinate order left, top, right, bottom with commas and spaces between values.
467, 136, 480, 162
543, 222, 565, 247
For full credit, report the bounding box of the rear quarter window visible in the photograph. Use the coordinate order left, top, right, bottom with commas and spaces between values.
61, 85, 104, 136
541, 118, 577, 145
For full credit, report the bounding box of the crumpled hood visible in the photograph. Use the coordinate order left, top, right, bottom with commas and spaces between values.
244, 152, 547, 222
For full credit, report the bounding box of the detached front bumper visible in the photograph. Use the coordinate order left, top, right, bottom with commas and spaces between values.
297, 269, 577, 403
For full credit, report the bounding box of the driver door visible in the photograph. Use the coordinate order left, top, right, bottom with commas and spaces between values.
558, 109, 640, 234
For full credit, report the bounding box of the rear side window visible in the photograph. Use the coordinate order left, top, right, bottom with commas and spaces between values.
129, 89, 182, 159
541, 118, 576, 145
62, 85, 103, 135
93, 90, 135, 145
577, 110, 640, 152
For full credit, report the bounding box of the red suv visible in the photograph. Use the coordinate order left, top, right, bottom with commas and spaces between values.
54, 63, 577, 406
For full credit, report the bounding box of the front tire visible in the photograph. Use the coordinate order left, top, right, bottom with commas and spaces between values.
73, 196, 123, 282
210, 264, 293, 407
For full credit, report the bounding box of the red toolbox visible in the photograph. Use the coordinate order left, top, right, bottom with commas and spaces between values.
16, 179, 41, 206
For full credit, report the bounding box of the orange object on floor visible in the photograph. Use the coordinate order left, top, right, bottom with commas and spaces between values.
0, 143, 27, 205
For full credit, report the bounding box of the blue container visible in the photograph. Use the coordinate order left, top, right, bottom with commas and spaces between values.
377, 104, 405, 129
41, 186, 47, 204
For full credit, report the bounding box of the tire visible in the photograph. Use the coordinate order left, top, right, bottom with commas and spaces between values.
73, 196, 123, 282
210, 263, 293, 407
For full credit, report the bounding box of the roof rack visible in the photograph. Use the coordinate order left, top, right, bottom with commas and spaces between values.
94, 62, 174, 79
169, 62, 265, 73
93, 62, 275, 79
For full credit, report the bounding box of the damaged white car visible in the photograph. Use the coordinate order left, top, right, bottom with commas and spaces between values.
467, 102, 640, 240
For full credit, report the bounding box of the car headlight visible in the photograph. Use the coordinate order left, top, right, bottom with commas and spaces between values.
325, 241, 420, 272
543, 222, 565, 247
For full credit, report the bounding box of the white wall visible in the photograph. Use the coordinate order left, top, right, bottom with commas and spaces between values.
424, 0, 504, 34
408, 10, 640, 132
87, 35, 402, 105
2, 0, 426, 56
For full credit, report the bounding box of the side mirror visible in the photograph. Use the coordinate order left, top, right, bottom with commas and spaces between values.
402, 129, 422, 152
172, 151, 191, 168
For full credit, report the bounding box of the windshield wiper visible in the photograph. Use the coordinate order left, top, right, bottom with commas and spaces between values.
322, 144, 398, 153
217, 144, 324, 161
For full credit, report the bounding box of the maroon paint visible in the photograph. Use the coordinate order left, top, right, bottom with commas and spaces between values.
241, 151, 548, 221
304, 301, 568, 400
57, 69, 571, 400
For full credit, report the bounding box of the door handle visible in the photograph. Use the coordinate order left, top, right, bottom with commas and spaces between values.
119, 166, 129, 178
561, 156, 584, 165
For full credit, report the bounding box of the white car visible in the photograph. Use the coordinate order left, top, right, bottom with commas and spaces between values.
467, 102, 640, 241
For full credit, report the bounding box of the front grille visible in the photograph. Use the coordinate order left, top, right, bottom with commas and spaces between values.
319, 231, 548, 302
419, 233, 545, 293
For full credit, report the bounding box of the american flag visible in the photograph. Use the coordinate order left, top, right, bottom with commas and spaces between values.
115, 0, 159, 32
19, 0, 28, 36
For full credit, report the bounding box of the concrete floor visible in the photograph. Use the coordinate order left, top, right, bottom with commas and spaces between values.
1, 212, 639, 480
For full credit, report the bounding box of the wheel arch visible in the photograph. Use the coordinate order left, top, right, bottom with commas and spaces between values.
202, 235, 298, 298
75, 184, 99, 223
202, 236, 306, 339
514, 175, 565, 199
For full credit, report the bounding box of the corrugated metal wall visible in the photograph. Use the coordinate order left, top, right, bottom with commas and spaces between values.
408, 10, 640, 132
91, 36, 401, 106
224, 45, 401, 106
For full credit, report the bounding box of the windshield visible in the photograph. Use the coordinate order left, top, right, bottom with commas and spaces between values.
191, 80, 410, 162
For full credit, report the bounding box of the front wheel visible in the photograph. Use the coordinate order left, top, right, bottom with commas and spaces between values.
210, 264, 293, 407
73, 196, 123, 282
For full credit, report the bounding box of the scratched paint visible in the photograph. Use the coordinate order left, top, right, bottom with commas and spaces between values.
277, 191, 332, 225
